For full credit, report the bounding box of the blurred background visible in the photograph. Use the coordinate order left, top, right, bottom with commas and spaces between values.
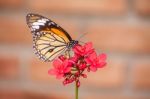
0, 0, 150, 99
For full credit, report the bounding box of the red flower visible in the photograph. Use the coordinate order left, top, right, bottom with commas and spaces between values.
68, 55, 79, 65
48, 41, 107, 87
73, 42, 94, 56
48, 58, 71, 79
85, 52, 107, 72
78, 62, 87, 70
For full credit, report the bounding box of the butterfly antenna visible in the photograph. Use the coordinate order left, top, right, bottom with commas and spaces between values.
76, 33, 103, 54
77, 33, 103, 54
77, 32, 89, 44
78, 40, 86, 44
77, 32, 89, 41
95, 48, 101, 53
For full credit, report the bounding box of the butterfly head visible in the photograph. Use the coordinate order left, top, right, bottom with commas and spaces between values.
68, 40, 78, 48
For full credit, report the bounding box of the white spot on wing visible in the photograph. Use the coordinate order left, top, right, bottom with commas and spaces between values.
33, 22, 45, 26
38, 19, 48, 23
33, 25, 39, 29
51, 22, 55, 25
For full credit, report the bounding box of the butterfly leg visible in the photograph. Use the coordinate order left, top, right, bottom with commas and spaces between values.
65, 49, 71, 58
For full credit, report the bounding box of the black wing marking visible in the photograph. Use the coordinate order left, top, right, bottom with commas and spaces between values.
33, 31, 69, 61
26, 13, 72, 41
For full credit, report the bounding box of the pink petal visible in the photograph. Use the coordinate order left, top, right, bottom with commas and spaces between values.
56, 74, 64, 79
59, 55, 66, 61
96, 62, 106, 68
53, 59, 62, 68
69, 55, 78, 63
48, 69, 57, 75
64, 67, 71, 73
89, 52, 97, 60
99, 62, 107, 67
85, 42, 93, 52
73, 45, 82, 54
85, 57, 92, 64
90, 66, 97, 72
98, 53, 107, 61
63, 60, 69, 67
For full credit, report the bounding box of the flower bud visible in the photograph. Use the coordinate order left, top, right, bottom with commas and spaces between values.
59, 55, 66, 61
63, 80, 67, 86
81, 74, 87, 78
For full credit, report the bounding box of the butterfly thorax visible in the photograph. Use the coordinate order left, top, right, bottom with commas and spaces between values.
67, 40, 78, 49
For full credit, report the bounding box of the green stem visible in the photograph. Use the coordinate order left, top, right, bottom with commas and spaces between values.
75, 81, 78, 99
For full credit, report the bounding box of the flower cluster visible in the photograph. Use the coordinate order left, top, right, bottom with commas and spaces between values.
48, 42, 107, 87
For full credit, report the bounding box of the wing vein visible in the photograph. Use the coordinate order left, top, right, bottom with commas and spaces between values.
50, 33, 67, 44
44, 35, 62, 43
46, 47, 66, 61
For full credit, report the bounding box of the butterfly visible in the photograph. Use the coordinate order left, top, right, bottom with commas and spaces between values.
26, 13, 78, 62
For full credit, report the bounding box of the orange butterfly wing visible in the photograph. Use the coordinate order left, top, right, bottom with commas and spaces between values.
26, 13, 72, 61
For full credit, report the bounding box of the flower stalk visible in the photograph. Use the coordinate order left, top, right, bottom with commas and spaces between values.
75, 81, 78, 99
